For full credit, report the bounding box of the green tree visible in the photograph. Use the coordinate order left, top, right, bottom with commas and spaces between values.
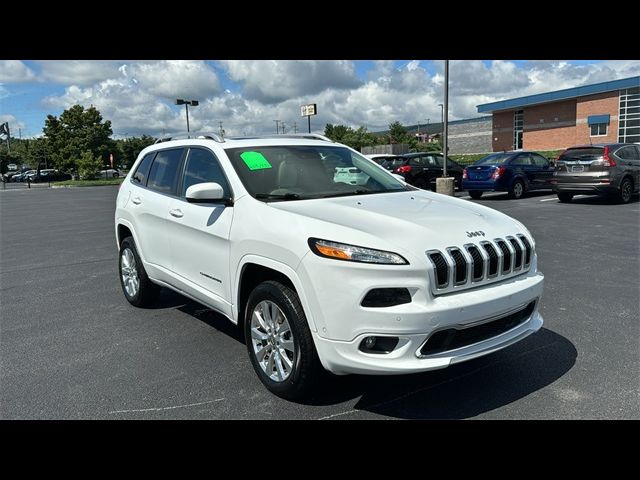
324, 124, 377, 151
388, 121, 409, 144
77, 150, 102, 180
115, 135, 156, 169
43, 105, 113, 174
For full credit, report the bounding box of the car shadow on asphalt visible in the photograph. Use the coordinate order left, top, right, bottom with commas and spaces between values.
473, 191, 555, 201
170, 287, 577, 419
302, 328, 577, 419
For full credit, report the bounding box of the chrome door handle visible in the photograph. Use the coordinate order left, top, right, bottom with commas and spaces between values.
169, 209, 183, 218
131, 197, 142, 205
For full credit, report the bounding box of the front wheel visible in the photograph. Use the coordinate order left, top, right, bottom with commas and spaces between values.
469, 190, 483, 199
245, 281, 321, 400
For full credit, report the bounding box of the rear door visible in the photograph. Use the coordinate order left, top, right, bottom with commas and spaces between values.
509, 153, 532, 185
130, 148, 185, 267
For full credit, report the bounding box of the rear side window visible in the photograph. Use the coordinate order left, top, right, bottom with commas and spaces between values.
511, 154, 531, 166
616, 146, 640, 160
147, 148, 184, 194
560, 148, 603, 161
181, 148, 230, 197
132, 152, 155, 185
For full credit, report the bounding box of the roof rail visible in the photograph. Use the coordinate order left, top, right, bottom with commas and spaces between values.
154, 132, 225, 144
226, 133, 334, 142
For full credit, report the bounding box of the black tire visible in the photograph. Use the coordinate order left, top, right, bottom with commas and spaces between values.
557, 192, 573, 203
509, 180, 525, 199
469, 190, 483, 199
413, 176, 429, 190
119, 236, 160, 307
616, 177, 633, 204
245, 280, 321, 400
113, 172, 119, 178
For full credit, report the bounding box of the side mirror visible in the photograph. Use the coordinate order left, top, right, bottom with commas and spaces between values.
548, 161, 555, 168
185, 182, 232, 205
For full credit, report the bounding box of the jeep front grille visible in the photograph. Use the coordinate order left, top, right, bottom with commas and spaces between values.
426, 235, 534, 295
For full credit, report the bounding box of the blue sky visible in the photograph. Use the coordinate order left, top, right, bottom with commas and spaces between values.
1, 60, 638, 138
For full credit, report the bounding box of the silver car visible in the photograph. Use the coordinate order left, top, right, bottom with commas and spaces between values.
552, 143, 640, 203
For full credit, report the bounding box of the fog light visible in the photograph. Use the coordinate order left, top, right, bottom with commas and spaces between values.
358, 336, 399, 354
364, 336, 377, 349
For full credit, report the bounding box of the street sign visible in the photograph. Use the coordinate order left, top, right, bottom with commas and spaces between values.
300, 104, 317, 117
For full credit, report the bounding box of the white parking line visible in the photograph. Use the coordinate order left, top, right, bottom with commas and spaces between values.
540, 198, 557, 202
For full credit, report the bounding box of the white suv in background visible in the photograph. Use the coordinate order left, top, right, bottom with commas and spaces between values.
115, 133, 544, 399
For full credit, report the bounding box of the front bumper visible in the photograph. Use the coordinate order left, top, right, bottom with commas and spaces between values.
297, 252, 544, 375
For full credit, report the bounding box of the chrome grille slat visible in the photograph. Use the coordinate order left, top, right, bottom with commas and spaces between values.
426, 235, 534, 296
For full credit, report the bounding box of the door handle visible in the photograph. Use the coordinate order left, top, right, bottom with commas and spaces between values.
169, 208, 183, 218
131, 197, 142, 205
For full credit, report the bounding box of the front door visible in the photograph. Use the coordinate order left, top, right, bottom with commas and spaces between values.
167, 147, 234, 311
530, 153, 555, 189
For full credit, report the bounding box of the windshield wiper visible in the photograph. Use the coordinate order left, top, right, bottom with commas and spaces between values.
255, 193, 305, 201
322, 189, 378, 198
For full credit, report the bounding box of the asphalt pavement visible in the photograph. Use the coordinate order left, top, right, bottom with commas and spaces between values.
1, 186, 638, 419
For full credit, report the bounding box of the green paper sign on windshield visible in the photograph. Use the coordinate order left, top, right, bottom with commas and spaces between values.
241, 151, 272, 170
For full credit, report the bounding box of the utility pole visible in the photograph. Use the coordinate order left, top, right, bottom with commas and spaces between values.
436, 60, 454, 196
19, 128, 22, 140
218, 121, 225, 138
293, 122, 297, 134
281, 122, 286, 135
274, 120, 280, 134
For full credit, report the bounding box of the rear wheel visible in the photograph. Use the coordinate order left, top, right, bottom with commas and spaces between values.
245, 280, 321, 400
557, 192, 573, 203
469, 190, 483, 199
119, 236, 160, 307
509, 180, 525, 199
616, 177, 633, 204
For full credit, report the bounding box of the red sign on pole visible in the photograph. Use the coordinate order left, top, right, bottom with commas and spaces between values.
109, 153, 114, 169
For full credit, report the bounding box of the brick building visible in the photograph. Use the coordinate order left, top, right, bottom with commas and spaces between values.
477, 76, 640, 152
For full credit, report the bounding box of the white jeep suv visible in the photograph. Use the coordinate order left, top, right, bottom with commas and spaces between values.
115, 133, 544, 399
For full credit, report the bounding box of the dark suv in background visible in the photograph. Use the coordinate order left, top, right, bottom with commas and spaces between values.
552, 144, 640, 203
381, 152, 464, 190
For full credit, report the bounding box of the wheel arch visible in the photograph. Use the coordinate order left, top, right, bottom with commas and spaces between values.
234, 256, 317, 333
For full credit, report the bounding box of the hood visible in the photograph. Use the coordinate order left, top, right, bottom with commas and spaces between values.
270, 190, 528, 257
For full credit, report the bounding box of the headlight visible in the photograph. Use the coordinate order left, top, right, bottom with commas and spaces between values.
308, 238, 408, 265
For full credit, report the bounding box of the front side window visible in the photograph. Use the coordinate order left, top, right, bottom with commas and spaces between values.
532, 154, 549, 167
590, 123, 608, 136
225, 145, 409, 201
181, 148, 230, 197
147, 148, 184, 194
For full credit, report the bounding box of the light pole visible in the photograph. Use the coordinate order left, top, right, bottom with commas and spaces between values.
176, 99, 199, 135
443, 61, 449, 178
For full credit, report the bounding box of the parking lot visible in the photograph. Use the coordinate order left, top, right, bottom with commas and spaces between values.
1, 186, 638, 419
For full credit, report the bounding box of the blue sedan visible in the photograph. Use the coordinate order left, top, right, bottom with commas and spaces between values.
462, 151, 555, 199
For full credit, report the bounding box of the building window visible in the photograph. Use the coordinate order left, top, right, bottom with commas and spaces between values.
590, 123, 608, 136
618, 87, 640, 144
513, 110, 523, 150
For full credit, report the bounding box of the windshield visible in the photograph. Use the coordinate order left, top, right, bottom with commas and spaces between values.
476, 153, 513, 165
225, 145, 410, 201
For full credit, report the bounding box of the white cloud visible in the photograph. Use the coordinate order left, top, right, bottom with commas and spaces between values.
219, 60, 361, 104
127, 61, 221, 99
0, 61, 36, 83
37, 60, 123, 86
36, 59, 640, 138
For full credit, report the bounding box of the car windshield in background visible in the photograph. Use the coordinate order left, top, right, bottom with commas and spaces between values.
225, 145, 409, 201
559, 148, 604, 161
476, 153, 513, 165
381, 158, 406, 169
